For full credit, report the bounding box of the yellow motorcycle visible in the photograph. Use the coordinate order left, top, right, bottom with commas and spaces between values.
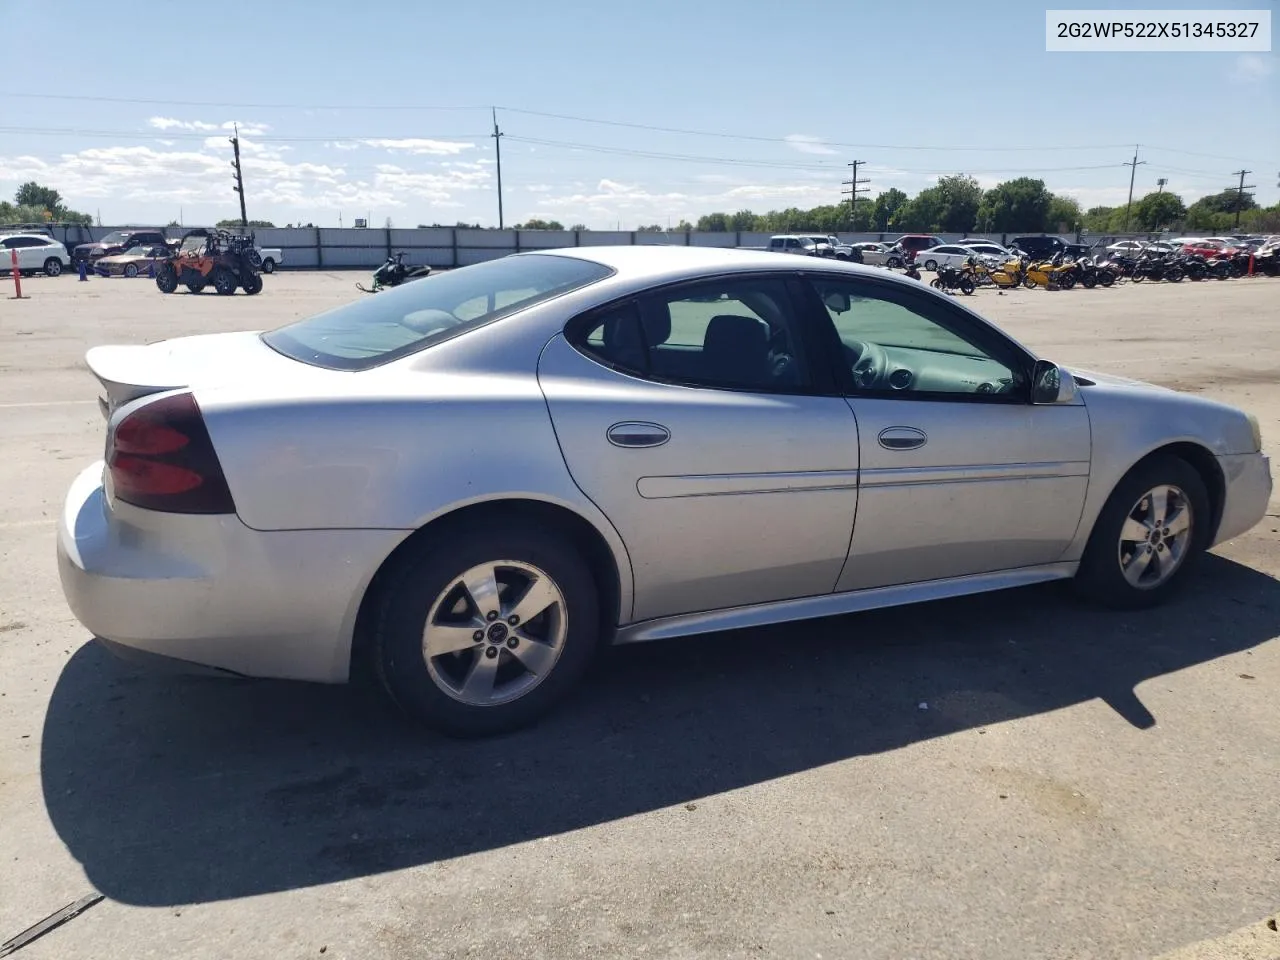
1022, 253, 1077, 290
971, 256, 1026, 290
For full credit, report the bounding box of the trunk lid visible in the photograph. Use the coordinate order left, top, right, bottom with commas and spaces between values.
87, 331, 301, 418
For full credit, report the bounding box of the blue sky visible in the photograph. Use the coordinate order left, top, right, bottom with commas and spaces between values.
3, 0, 1276, 228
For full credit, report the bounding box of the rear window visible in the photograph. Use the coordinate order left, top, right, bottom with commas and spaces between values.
261, 253, 614, 371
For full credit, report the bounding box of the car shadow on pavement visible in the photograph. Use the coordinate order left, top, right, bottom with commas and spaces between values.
41, 553, 1280, 906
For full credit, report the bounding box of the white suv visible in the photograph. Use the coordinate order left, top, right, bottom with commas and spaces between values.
0, 233, 72, 277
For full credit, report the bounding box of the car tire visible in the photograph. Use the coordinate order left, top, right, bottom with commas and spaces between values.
373, 517, 601, 737
261, 258, 275, 273
43, 257, 63, 277
924, 259, 938, 271
213, 268, 237, 295
887, 257, 902, 269
241, 272, 263, 295
1075, 454, 1211, 610
124, 263, 139, 279
156, 264, 178, 294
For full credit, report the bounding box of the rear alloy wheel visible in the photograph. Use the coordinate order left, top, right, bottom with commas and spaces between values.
924, 259, 938, 271
1076, 455, 1209, 609
374, 520, 600, 737
213, 268, 237, 295
261, 258, 275, 273
123, 263, 139, 278
43, 257, 63, 277
241, 272, 263, 295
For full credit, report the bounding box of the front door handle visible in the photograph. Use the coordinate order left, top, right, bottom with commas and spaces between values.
877, 426, 927, 451
607, 421, 671, 448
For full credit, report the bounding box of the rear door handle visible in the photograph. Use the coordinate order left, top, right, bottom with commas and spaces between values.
607, 421, 671, 448
877, 426, 927, 451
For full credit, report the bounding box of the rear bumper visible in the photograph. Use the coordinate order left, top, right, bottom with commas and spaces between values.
1213, 452, 1273, 545
57, 463, 408, 683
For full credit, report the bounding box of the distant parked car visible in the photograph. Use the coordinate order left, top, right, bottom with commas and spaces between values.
915, 244, 982, 271
957, 241, 1017, 262
1106, 240, 1148, 255
767, 235, 823, 256
73, 229, 170, 266
0, 233, 71, 276
94, 245, 171, 278
890, 235, 946, 261
850, 242, 902, 268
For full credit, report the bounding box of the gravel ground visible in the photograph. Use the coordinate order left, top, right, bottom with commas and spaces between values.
1, 268, 1278, 960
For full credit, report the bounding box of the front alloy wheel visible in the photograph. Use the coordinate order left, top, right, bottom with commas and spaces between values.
1117, 485, 1193, 589
1076, 454, 1209, 608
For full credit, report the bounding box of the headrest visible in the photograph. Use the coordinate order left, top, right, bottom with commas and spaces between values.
704, 314, 768, 353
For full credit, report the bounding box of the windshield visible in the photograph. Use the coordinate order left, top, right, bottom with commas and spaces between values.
99, 231, 130, 244
262, 253, 613, 371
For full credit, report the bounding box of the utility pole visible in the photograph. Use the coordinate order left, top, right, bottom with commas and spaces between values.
492, 108, 505, 230
841, 160, 870, 227
1122, 145, 1146, 232
229, 124, 248, 229
1228, 169, 1255, 228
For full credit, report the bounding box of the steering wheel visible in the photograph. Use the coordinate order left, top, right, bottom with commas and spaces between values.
848, 340, 887, 389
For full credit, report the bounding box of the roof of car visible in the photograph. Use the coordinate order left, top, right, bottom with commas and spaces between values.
524, 244, 897, 283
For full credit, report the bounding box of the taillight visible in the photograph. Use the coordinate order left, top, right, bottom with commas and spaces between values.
107, 392, 236, 514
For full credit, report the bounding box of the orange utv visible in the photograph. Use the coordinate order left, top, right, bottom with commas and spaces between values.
156, 228, 264, 295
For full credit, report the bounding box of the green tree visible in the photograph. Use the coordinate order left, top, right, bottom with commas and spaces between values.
1046, 194, 1083, 232
569, 223, 588, 231
513, 219, 564, 230
1133, 192, 1185, 231
1185, 189, 1257, 230
11, 181, 92, 224
216, 218, 276, 228
933, 174, 983, 232
696, 212, 730, 231
1083, 205, 1116, 232
727, 209, 757, 231
673, 219, 693, 232
636, 224, 664, 232
976, 178, 1053, 232
870, 188, 908, 232
15, 182, 61, 211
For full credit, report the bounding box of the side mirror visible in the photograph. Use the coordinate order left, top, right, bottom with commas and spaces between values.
823, 290, 851, 313
1031, 360, 1078, 404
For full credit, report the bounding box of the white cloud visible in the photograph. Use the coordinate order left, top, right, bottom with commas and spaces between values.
149, 117, 219, 132
1229, 54, 1273, 84
360, 138, 476, 156
784, 134, 838, 156
147, 117, 270, 135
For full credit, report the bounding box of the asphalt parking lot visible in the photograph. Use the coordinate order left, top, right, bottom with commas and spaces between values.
2, 268, 1278, 960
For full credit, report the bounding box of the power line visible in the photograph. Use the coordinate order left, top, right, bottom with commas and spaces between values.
6, 92, 483, 111
495, 106, 1134, 153
0, 125, 487, 143
505, 135, 1127, 174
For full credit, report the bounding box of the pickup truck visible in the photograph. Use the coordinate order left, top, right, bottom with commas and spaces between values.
256, 246, 283, 272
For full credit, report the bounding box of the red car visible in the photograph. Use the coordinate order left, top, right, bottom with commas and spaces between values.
1180, 239, 1236, 259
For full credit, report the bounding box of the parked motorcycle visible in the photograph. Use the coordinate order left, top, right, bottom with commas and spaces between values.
1131, 253, 1184, 283
930, 261, 976, 295
970, 256, 1026, 290
1023, 253, 1076, 290
903, 260, 922, 281
356, 251, 433, 293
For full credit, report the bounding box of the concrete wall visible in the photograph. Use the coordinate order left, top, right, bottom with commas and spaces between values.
36, 224, 1178, 269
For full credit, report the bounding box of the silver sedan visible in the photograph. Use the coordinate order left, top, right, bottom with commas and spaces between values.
57, 247, 1272, 736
